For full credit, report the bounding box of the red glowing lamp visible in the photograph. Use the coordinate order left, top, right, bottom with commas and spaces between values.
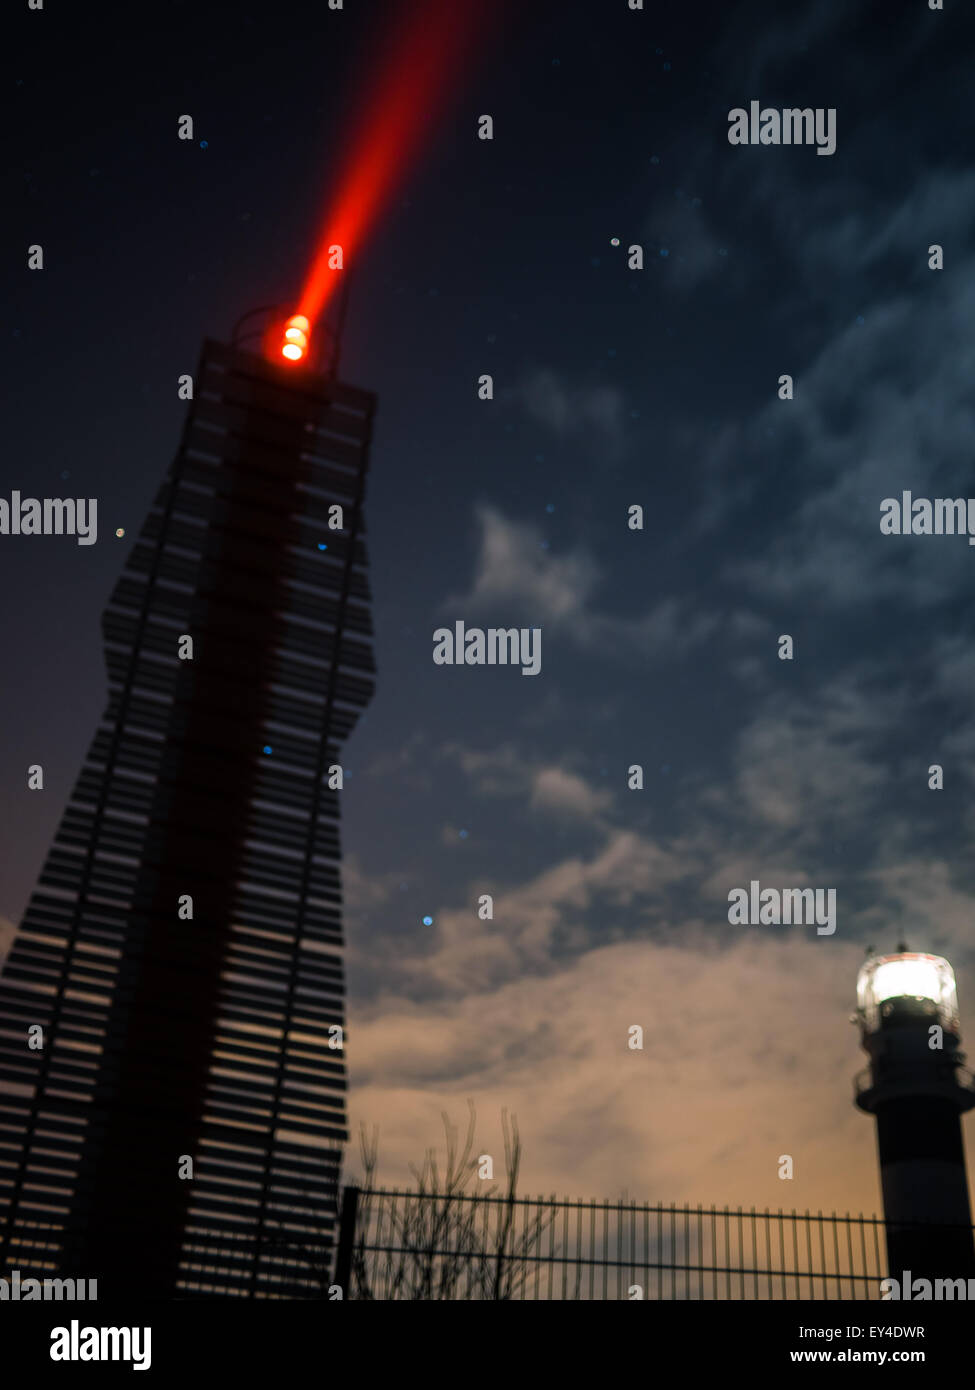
281, 314, 310, 363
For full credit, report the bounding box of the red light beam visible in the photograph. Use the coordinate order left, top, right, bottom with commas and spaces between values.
296, 0, 495, 335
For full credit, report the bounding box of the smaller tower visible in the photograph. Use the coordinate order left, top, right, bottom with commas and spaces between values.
854, 950, 975, 1281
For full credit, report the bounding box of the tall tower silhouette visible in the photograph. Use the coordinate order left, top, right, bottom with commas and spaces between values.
854, 950, 975, 1284
0, 322, 376, 1296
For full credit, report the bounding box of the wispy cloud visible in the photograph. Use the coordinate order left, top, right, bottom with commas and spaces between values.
517, 368, 625, 447
446, 504, 718, 659
348, 927, 884, 1213
529, 766, 613, 822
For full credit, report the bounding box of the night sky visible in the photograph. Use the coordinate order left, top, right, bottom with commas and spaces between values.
5, 0, 975, 1221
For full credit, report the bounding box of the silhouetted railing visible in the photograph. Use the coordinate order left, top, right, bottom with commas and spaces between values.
6, 1191, 973, 1299
340, 1186, 900, 1300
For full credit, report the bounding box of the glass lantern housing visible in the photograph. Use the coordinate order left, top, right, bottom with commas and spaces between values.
857, 952, 960, 1035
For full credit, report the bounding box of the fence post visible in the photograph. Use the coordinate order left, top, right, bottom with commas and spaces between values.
334, 1185, 360, 1298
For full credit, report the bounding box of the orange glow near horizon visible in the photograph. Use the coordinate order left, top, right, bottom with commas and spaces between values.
295, 0, 493, 336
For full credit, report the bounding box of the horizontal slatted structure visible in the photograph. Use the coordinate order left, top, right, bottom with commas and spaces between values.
0, 338, 376, 1297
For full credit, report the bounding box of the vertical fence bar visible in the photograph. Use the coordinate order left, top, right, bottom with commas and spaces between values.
616, 1199, 622, 1301
834, 1217, 845, 1301
602, 1201, 609, 1301
573, 1206, 581, 1301
528, 1197, 537, 1301
857, 1212, 869, 1302
791, 1210, 799, 1300
630, 1201, 637, 1302
453, 1185, 462, 1300
764, 1208, 772, 1300
643, 1202, 650, 1302
804, 1210, 814, 1301
480, 1191, 491, 1299
377, 1188, 388, 1300
872, 1215, 884, 1301
697, 1204, 704, 1301
777, 1209, 787, 1302
561, 1198, 568, 1300
333, 1184, 359, 1298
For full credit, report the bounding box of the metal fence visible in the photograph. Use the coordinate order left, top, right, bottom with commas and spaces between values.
337, 1186, 899, 1300
7, 1189, 972, 1299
